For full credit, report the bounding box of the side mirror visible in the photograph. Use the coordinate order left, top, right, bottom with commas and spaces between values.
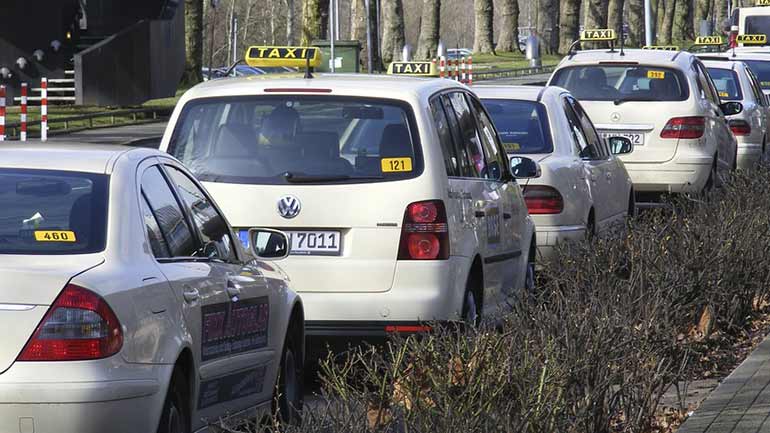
608, 136, 634, 155
248, 228, 290, 260
720, 101, 743, 116
510, 156, 541, 179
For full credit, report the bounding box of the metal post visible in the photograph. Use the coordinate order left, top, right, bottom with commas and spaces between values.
335, 0, 340, 40
330, 0, 336, 72
208, 1, 218, 80
365, 0, 373, 73
231, 15, 238, 67
644, 0, 653, 46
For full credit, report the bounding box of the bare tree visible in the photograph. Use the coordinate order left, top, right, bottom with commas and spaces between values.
537, 0, 559, 54
184, 0, 204, 85
286, 0, 295, 44
301, 0, 322, 45
497, 0, 520, 53
693, 0, 711, 35
381, 0, 406, 64
416, 0, 441, 59
659, 0, 675, 43
559, 0, 581, 54
672, 0, 692, 41
626, 0, 644, 46
607, 0, 625, 34
473, 0, 495, 53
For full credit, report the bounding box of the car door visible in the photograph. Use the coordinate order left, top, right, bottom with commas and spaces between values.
138, 163, 231, 431
694, 61, 734, 172
162, 163, 277, 413
746, 67, 769, 149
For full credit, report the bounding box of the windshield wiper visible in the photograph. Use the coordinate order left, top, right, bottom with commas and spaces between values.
613, 96, 660, 105
283, 172, 384, 184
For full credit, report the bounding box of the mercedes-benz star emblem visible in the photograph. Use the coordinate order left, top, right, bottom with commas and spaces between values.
611, 112, 621, 122
277, 195, 301, 219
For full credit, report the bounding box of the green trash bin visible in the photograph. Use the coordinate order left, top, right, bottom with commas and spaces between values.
311, 40, 361, 73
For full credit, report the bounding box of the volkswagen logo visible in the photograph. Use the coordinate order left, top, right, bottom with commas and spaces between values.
277, 195, 301, 219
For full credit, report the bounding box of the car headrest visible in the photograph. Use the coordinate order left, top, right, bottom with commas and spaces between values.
379, 124, 413, 158
215, 123, 257, 157
299, 131, 340, 159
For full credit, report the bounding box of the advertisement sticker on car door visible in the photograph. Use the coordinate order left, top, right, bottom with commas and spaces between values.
486, 207, 501, 244
201, 296, 269, 361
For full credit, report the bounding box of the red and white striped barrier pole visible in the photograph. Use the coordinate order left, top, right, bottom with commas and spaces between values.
461, 57, 467, 83
468, 56, 473, 86
439, 56, 446, 79
454, 58, 460, 81
40, 78, 48, 142
20, 83, 27, 141
0, 85, 5, 142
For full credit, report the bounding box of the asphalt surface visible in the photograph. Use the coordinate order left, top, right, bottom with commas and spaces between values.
49, 121, 167, 148
477, 72, 552, 86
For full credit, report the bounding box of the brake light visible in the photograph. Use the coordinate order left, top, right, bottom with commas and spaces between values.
729, 119, 751, 136
17, 284, 123, 361
398, 200, 449, 260
385, 325, 432, 333
524, 186, 564, 214
660, 116, 705, 139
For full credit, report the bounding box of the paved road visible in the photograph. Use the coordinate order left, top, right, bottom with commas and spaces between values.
477, 72, 552, 86
49, 121, 167, 148
679, 334, 770, 433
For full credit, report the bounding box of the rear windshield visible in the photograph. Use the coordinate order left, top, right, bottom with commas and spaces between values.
481, 99, 553, 154
168, 96, 422, 185
551, 65, 689, 102
742, 60, 770, 89
0, 169, 108, 254
707, 68, 743, 100
745, 17, 770, 46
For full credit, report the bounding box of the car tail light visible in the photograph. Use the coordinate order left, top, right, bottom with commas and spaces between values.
524, 186, 564, 215
17, 284, 123, 361
729, 119, 751, 136
398, 200, 449, 260
660, 116, 705, 139
385, 325, 432, 333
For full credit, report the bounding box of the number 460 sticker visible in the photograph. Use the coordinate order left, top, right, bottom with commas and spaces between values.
34, 230, 77, 242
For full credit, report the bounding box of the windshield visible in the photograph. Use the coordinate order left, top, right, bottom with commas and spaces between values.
0, 169, 108, 254
745, 17, 770, 46
551, 65, 689, 102
481, 99, 553, 154
707, 67, 743, 100
169, 96, 421, 185
742, 60, 770, 89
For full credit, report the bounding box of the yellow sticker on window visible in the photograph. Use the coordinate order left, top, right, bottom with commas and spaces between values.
647, 70, 665, 80
503, 142, 521, 151
381, 157, 413, 173
34, 230, 77, 242
719, 92, 729, 98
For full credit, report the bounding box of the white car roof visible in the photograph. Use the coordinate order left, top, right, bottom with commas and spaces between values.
701, 59, 744, 70
557, 48, 693, 70
472, 85, 567, 102
0, 143, 157, 174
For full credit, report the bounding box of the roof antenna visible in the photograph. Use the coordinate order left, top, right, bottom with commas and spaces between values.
304, 55, 314, 79
619, 25, 625, 56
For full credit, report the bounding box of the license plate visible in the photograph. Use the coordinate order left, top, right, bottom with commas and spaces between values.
286, 231, 342, 256
602, 131, 645, 146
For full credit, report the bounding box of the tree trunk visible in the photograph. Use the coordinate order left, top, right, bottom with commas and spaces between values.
672, 0, 691, 42
693, 0, 710, 36
627, 0, 644, 46
537, 0, 558, 54
473, 0, 495, 53
607, 0, 624, 35
381, 0, 406, 64
497, 0, 520, 53
584, 0, 609, 30
183, 0, 203, 85
286, 0, 295, 44
350, 0, 381, 70
301, 0, 322, 45
559, 0, 581, 54
658, 0, 675, 43
714, 0, 728, 33
416, 0, 441, 59
656, 0, 666, 41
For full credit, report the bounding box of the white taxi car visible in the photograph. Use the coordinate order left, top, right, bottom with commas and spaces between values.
703, 48, 770, 96
0, 144, 304, 433
159, 48, 536, 344
699, 57, 769, 168
475, 85, 634, 259
549, 45, 740, 197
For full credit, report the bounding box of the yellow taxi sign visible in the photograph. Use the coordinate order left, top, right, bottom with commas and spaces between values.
580, 29, 616, 41
642, 45, 680, 51
387, 61, 438, 77
245, 46, 321, 68
737, 34, 767, 44
757, 0, 770, 6
694, 36, 723, 46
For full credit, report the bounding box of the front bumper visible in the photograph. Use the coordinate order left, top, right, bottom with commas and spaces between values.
0, 359, 169, 433
624, 155, 712, 193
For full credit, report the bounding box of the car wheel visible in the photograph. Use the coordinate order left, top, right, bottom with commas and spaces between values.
525, 245, 536, 294
704, 158, 717, 192
275, 328, 303, 425
461, 285, 479, 326
157, 370, 189, 433
585, 211, 596, 240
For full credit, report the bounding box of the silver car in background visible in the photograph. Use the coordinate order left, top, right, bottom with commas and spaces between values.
701, 57, 769, 168
0, 144, 304, 433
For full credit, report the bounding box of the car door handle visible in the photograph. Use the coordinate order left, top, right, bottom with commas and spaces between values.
182, 287, 200, 303
226, 280, 242, 300
474, 210, 486, 218
605, 172, 612, 179
503, 212, 512, 220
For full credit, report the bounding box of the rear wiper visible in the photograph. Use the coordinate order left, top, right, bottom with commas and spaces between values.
283, 172, 383, 183
613, 96, 660, 105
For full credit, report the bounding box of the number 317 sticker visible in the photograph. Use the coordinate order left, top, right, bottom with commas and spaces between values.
381, 157, 413, 173
34, 230, 77, 242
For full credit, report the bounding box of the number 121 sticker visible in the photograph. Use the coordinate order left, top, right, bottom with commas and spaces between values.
381, 157, 413, 173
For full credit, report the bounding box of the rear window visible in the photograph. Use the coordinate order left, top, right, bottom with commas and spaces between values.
707, 68, 743, 100
168, 96, 422, 185
480, 99, 553, 154
551, 65, 689, 102
744, 17, 770, 46
742, 60, 770, 89
0, 169, 108, 254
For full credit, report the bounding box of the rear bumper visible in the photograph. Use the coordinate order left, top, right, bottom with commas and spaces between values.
624, 155, 712, 193
534, 224, 585, 261
0, 360, 169, 433
737, 142, 762, 170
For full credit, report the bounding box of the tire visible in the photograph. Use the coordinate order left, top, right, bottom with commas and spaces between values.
157, 370, 189, 433
274, 327, 303, 425
585, 211, 596, 240
524, 244, 536, 295
704, 158, 717, 192
461, 281, 480, 327
627, 192, 637, 219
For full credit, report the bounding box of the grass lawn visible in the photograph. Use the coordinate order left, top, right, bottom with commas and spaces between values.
3, 104, 167, 137
468, 51, 562, 70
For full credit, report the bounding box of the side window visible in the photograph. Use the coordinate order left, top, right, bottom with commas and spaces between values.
441, 94, 477, 177
447, 92, 488, 178
140, 193, 171, 258
563, 98, 592, 157
141, 166, 199, 257
695, 62, 719, 104
467, 94, 507, 180
429, 97, 460, 177
164, 165, 236, 262
747, 69, 766, 107
568, 97, 608, 159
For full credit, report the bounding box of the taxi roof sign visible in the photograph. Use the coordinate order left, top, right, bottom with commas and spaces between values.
387, 61, 438, 77
757, 0, 770, 6
580, 29, 617, 41
642, 45, 680, 51
737, 34, 767, 44
694, 36, 723, 46
245, 46, 321, 68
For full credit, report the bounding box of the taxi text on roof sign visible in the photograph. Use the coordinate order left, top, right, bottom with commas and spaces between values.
694, 36, 723, 46
737, 34, 768, 44
757, 0, 770, 6
245, 46, 321, 68
642, 45, 680, 51
580, 29, 617, 41
387, 61, 438, 77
